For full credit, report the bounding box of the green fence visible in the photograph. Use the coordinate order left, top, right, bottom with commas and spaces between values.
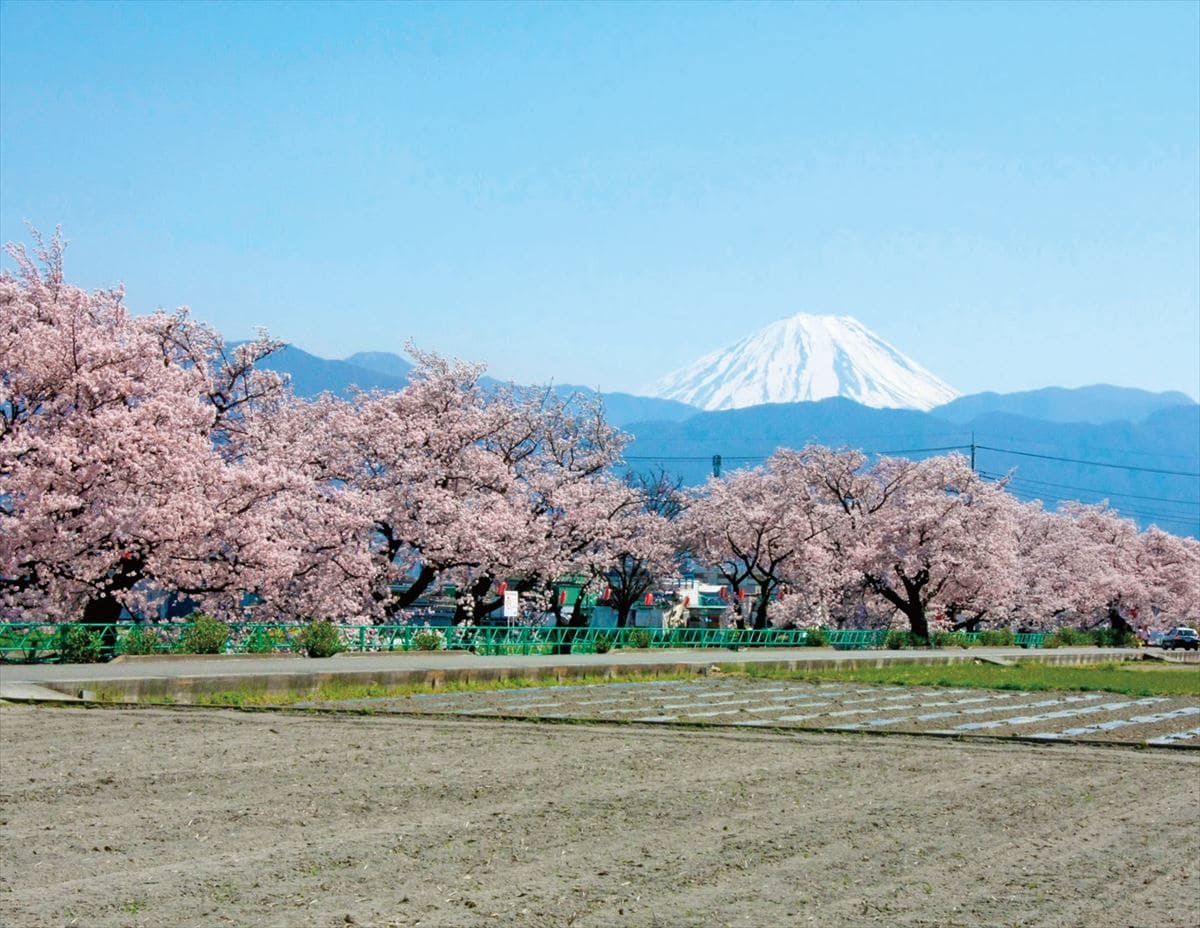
0, 621, 1049, 664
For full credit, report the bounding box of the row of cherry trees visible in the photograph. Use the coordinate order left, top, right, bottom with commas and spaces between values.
3, 239, 1198, 634
680, 447, 1199, 636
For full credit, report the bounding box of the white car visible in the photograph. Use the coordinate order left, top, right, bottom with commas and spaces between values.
1160, 627, 1199, 651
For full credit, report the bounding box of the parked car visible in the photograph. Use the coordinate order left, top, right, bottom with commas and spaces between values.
1160, 627, 1199, 651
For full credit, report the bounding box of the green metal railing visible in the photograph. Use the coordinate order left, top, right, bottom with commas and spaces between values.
825, 628, 891, 650
0, 621, 1050, 664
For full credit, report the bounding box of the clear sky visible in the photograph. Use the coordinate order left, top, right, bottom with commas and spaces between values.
2, 0, 1198, 399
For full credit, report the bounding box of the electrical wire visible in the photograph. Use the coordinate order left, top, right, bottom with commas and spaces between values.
975, 444, 1200, 478
977, 471, 1200, 507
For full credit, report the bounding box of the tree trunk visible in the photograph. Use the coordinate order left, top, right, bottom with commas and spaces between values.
382, 564, 439, 622
906, 604, 930, 642
81, 593, 123, 658
753, 593, 771, 630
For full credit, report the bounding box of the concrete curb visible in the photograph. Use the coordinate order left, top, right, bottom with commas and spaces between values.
110, 652, 304, 664
1, 647, 1150, 705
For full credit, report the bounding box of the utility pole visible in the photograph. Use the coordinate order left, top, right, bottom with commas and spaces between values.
712, 454, 722, 478
970, 431, 976, 472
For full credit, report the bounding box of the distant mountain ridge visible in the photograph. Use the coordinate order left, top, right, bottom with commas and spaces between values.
932, 385, 1198, 425
258, 348, 700, 428
652, 314, 959, 411
253, 343, 1199, 537
621, 399, 1200, 538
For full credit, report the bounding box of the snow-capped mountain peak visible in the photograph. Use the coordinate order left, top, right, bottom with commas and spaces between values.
651, 314, 959, 411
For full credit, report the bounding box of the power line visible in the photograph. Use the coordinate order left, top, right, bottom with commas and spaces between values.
981, 434, 1200, 463
975, 444, 1200, 478
978, 471, 1200, 508
626, 444, 970, 464
1000, 486, 1200, 531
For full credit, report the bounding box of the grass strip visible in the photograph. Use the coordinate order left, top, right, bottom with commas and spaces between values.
732, 660, 1200, 698
135, 671, 700, 708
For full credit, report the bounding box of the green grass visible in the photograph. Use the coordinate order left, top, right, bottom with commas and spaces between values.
55, 661, 1200, 708
732, 660, 1200, 698
132, 670, 700, 708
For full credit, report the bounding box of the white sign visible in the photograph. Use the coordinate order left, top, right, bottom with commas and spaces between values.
503, 590, 520, 619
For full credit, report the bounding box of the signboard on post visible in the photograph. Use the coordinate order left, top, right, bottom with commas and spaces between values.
503, 590, 520, 621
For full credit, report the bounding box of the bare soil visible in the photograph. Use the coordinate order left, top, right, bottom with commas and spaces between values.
0, 704, 1197, 928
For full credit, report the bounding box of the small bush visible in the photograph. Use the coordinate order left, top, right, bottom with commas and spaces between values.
244, 626, 286, 654
933, 631, 971, 649
805, 627, 828, 647
626, 628, 652, 649
179, 613, 229, 654
979, 629, 1015, 647
59, 626, 101, 663
885, 629, 908, 650
299, 620, 344, 658
1042, 632, 1063, 649
1090, 627, 1137, 648
119, 626, 161, 656
594, 633, 612, 654
411, 627, 445, 651
1054, 627, 1088, 647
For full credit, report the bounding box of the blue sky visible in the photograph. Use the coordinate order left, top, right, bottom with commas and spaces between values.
2, 1, 1197, 399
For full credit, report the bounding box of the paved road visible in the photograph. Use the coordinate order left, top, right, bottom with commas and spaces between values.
0, 644, 1145, 689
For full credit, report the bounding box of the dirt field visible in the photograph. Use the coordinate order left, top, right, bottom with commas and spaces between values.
1, 705, 1197, 928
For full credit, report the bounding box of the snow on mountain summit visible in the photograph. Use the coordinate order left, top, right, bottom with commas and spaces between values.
652, 314, 959, 412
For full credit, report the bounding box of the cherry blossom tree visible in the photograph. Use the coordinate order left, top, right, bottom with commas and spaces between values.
844, 454, 1021, 639
678, 448, 850, 629
461, 384, 631, 626
0, 232, 305, 625
1135, 527, 1200, 625
600, 469, 682, 628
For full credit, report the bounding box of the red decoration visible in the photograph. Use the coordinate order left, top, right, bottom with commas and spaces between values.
497, 581, 507, 596
644, 592, 654, 606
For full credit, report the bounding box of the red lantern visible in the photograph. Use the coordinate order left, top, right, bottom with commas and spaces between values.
737, 588, 746, 602
559, 590, 567, 605
497, 581, 508, 596
718, 586, 728, 601
644, 592, 654, 606
604, 586, 612, 601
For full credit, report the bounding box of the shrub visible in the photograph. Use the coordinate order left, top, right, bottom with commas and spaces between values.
179, 613, 229, 654
805, 627, 828, 647
933, 631, 971, 649
1042, 632, 1063, 649
594, 633, 612, 654
119, 626, 161, 656
979, 629, 1015, 647
299, 620, 344, 658
244, 626, 286, 654
885, 629, 908, 650
1054, 627, 1088, 647
411, 627, 445, 651
59, 626, 101, 663
626, 628, 652, 649
1090, 627, 1137, 648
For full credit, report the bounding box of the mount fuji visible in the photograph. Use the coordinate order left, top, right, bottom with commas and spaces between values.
651, 314, 960, 412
